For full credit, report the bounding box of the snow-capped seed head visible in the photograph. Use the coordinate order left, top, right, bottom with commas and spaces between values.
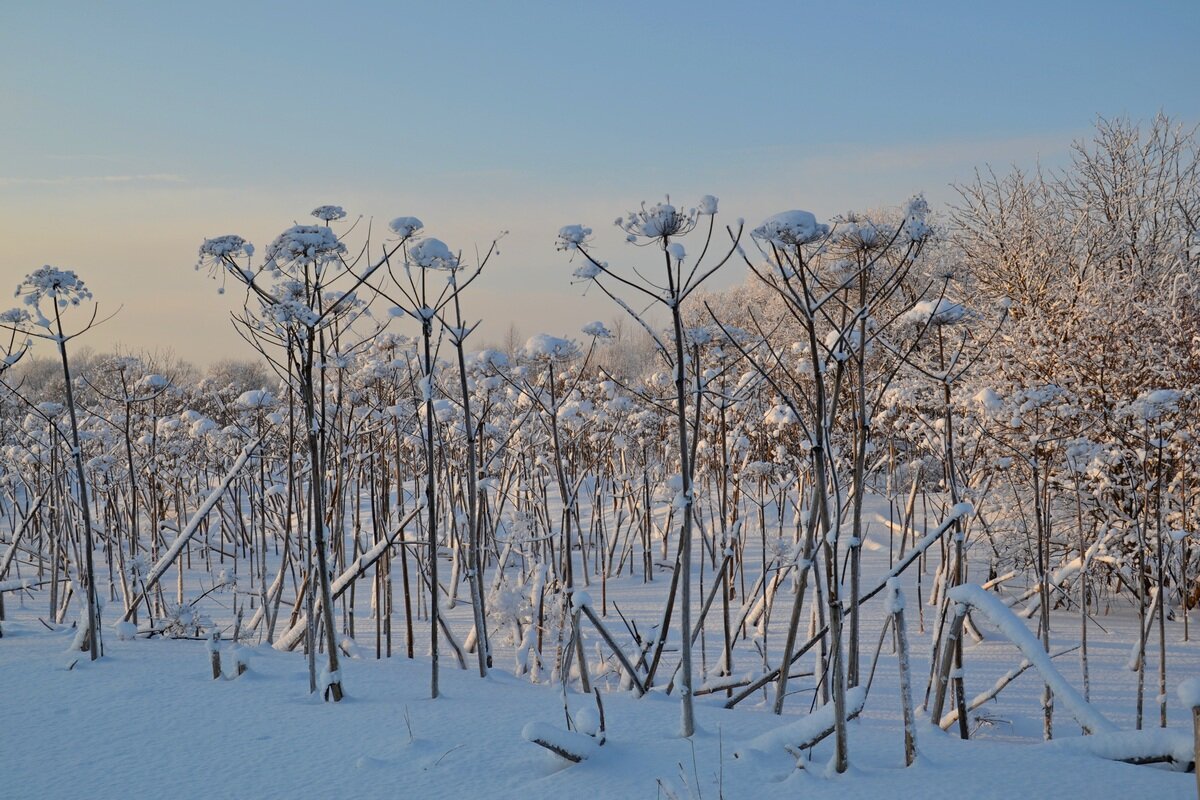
617, 201, 696, 241
265, 279, 319, 328
903, 194, 929, 221
0, 307, 30, 326
556, 224, 592, 252
901, 194, 932, 242
752, 210, 829, 247
835, 215, 895, 252
523, 333, 580, 361
408, 238, 459, 271
17, 266, 94, 309
473, 348, 509, 370
264, 225, 346, 267
697, 195, 719, 215
389, 216, 424, 237
571, 261, 602, 281
139, 373, 170, 391
235, 389, 276, 410
899, 298, 966, 330
764, 404, 798, 427
198, 234, 252, 261
311, 205, 347, 223
667, 242, 686, 262
581, 321, 613, 339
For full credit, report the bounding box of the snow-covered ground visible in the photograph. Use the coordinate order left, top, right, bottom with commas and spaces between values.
0, 612, 1193, 800
1, 501, 1196, 799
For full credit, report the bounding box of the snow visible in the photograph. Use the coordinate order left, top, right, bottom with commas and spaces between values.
901, 194, 931, 241
3, 620, 1189, 800
752, 210, 829, 246
311, 205, 347, 223
736, 687, 867, 758
264, 224, 347, 266
521, 721, 600, 762
899, 298, 966, 329
1122, 389, 1184, 421
764, 404, 798, 427
581, 321, 613, 339
408, 238, 459, 271
556, 224, 592, 251
574, 706, 602, 737
16, 265, 93, 308
1043, 728, 1195, 768
0, 493, 1196, 798
572, 261, 602, 280
523, 333, 579, 361
0, 576, 39, 592
235, 389, 275, 410
121, 438, 261, 621
197, 234, 251, 260
0, 307, 31, 325
945, 583, 1116, 735
884, 578, 905, 614
1177, 677, 1200, 709
617, 202, 692, 240
388, 216, 424, 237
949, 502, 973, 519
973, 387, 1003, 415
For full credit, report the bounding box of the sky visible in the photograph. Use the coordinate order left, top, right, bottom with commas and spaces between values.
2, 0, 1197, 366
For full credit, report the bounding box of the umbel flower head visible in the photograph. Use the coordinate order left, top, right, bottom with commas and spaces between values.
265, 225, 347, 270
556, 224, 592, 252
311, 205, 347, 223
616, 201, 697, 242
198, 234, 253, 261
523, 333, 581, 361
407, 238, 459, 271
752, 210, 829, 247
16, 266, 94, 309
0, 307, 31, 326
388, 216, 424, 238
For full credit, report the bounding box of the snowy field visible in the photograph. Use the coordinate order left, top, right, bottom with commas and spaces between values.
2, 507, 1196, 800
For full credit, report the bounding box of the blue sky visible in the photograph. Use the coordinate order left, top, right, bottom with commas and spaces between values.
2, 0, 1197, 364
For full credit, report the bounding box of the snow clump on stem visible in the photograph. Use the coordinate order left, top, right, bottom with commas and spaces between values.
523, 334, 580, 361
556, 224, 592, 252
389, 216, 424, 238
198, 234, 253, 262
581, 321, 613, 339
265, 225, 346, 269
311, 205, 347, 223
752, 210, 829, 247
899, 298, 966, 329
407, 238, 459, 271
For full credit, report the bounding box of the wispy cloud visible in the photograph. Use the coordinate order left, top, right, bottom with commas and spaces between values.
0, 173, 188, 187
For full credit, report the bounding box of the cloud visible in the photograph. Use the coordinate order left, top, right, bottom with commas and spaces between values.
0, 173, 188, 187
